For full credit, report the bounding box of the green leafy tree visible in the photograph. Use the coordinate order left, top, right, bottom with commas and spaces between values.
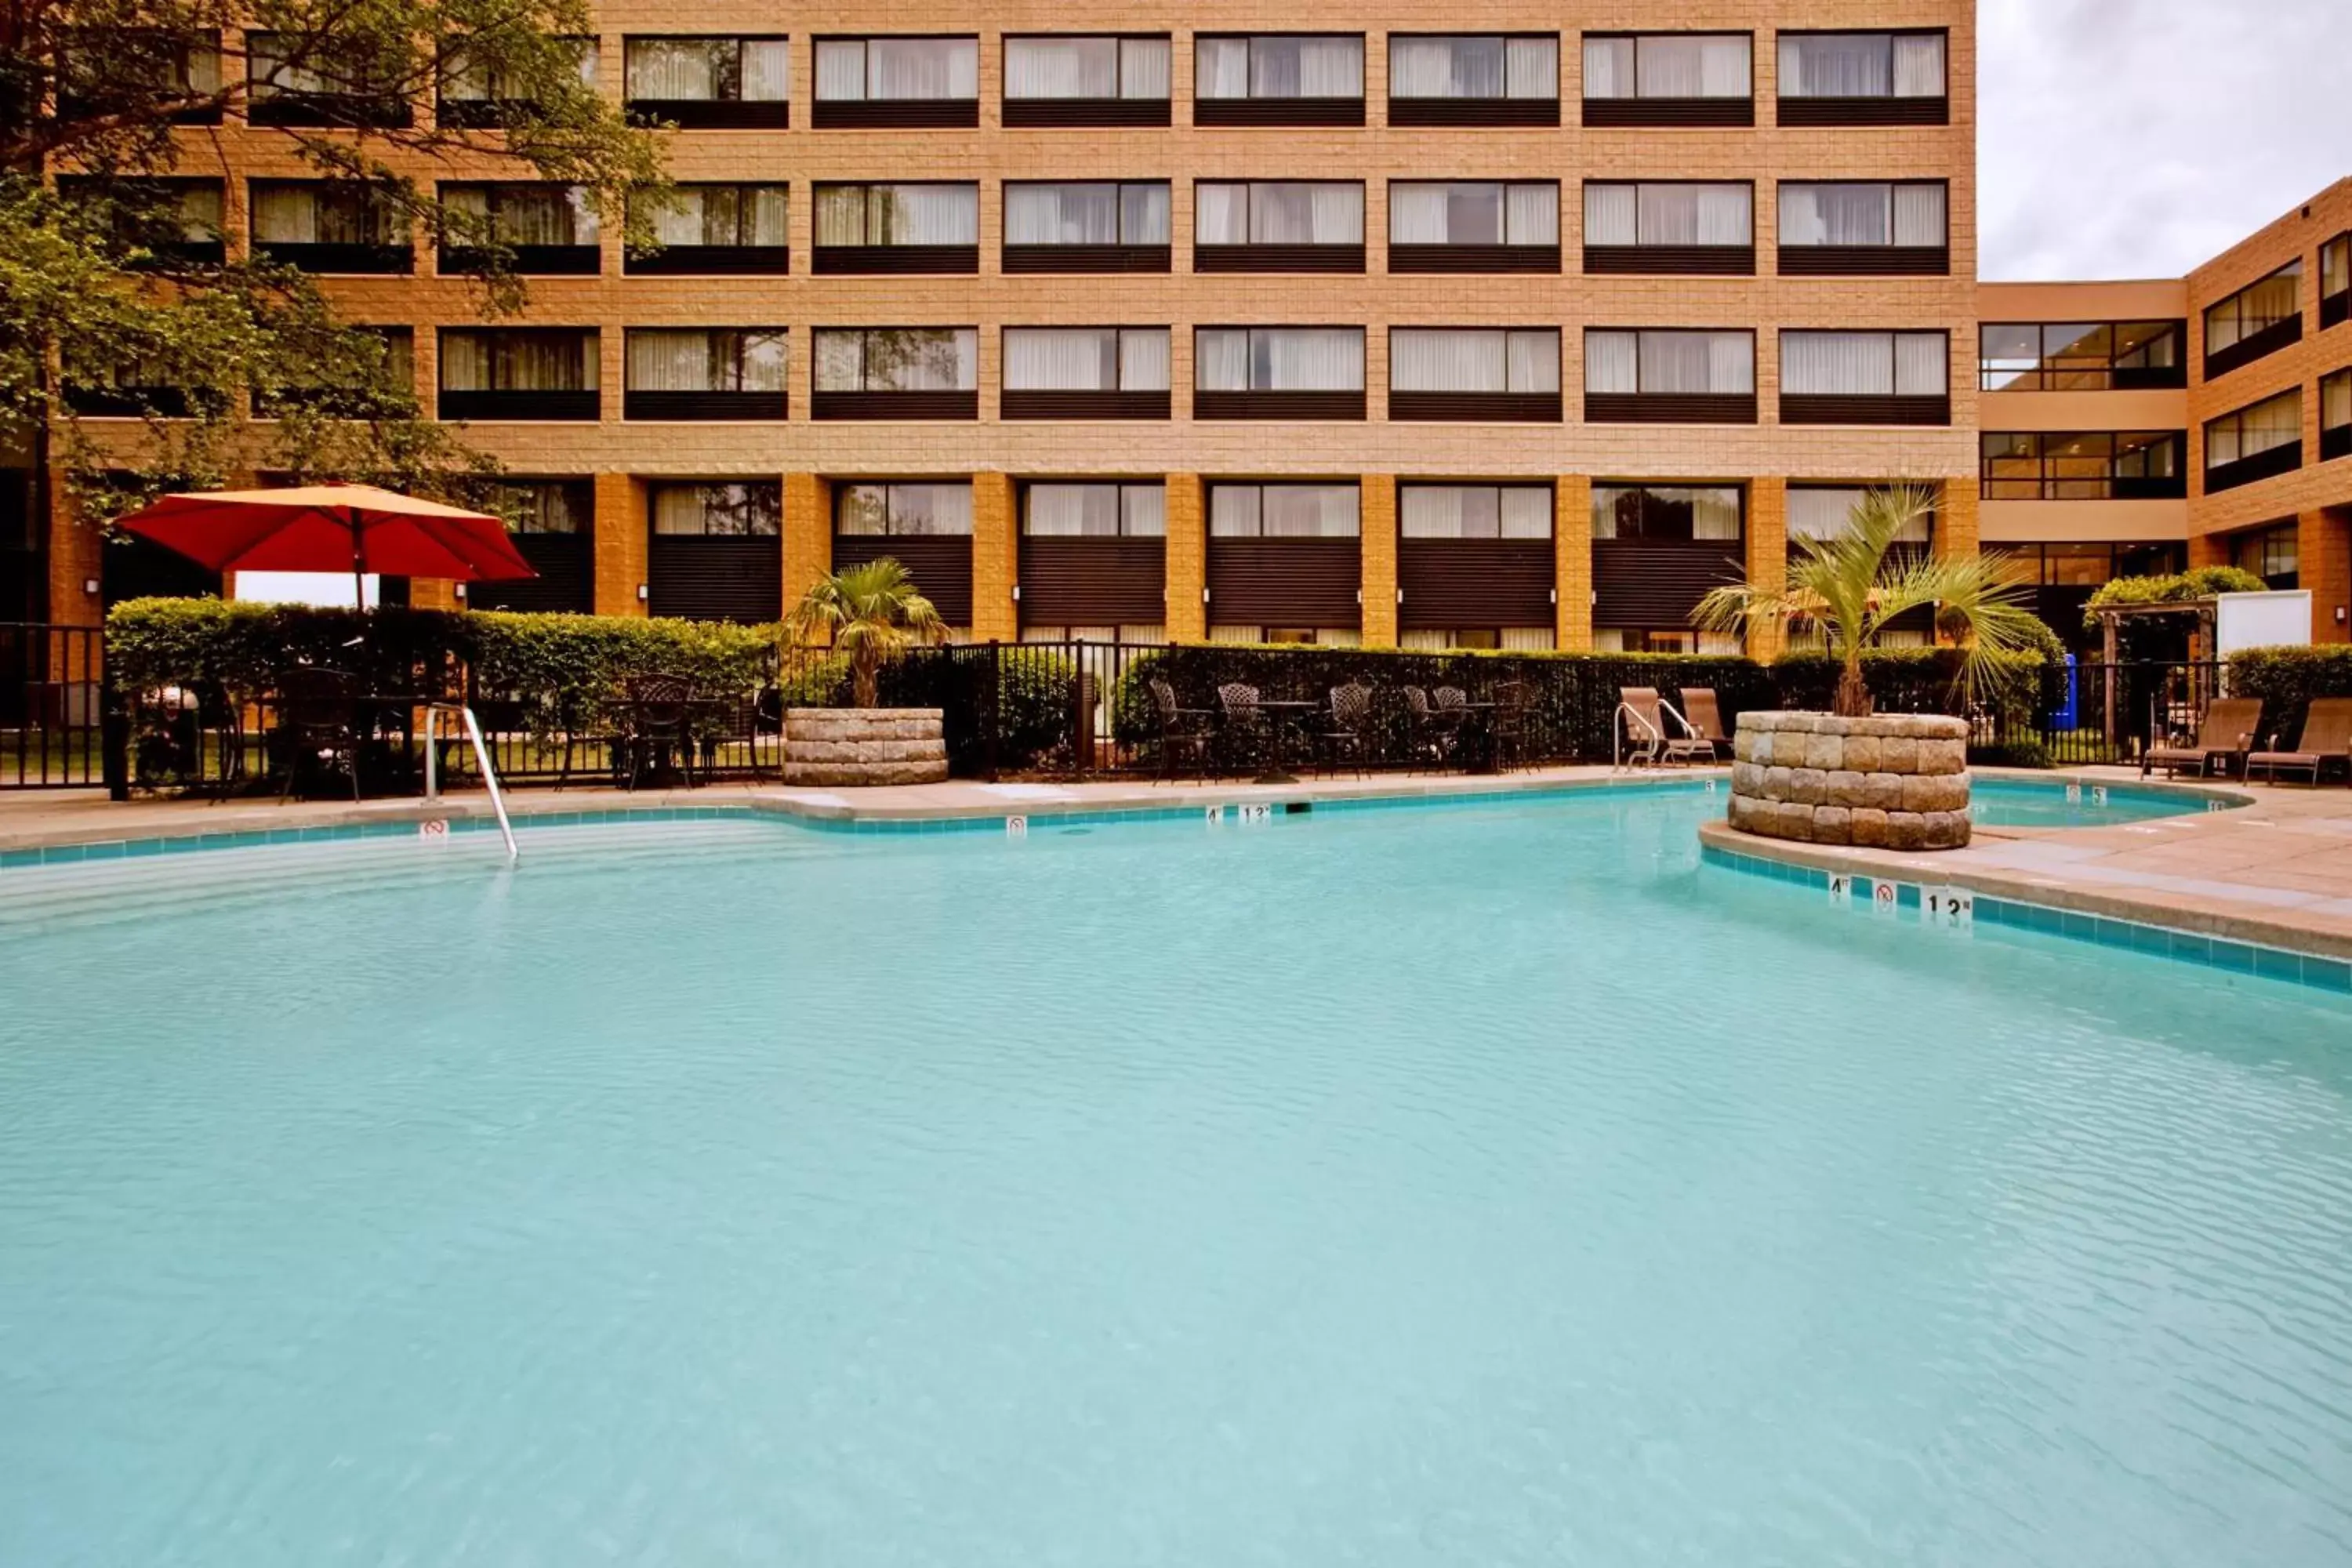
784, 559, 948, 710
1695, 485, 2049, 717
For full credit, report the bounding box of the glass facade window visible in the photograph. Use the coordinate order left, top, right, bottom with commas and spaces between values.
1391, 330, 1558, 393
624, 330, 786, 393
813, 38, 978, 101
1195, 329, 1364, 392
1195, 183, 1363, 246
1207, 485, 1361, 537
835, 482, 975, 536
1002, 328, 1171, 391
251, 181, 397, 245
2324, 368, 2351, 437
1583, 183, 1751, 246
1788, 487, 1932, 544
1780, 332, 1946, 396
1979, 321, 2183, 390
1585, 331, 1755, 394
437, 330, 598, 391
485, 480, 589, 534
62, 28, 221, 107
652, 481, 782, 537
1388, 182, 1556, 246
1399, 485, 1552, 538
623, 38, 786, 101
813, 184, 978, 247
1004, 37, 1171, 99
1004, 183, 1169, 245
258, 327, 414, 416
442, 184, 598, 245
1777, 32, 1945, 97
2205, 262, 2302, 353
446, 36, 595, 102
635, 184, 787, 247
1591, 485, 1743, 541
1779, 183, 1945, 247
1581, 34, 1750, 98
812, 329, 978, 392
2205, 389, 2303, 468
1998, 543, 2185, 590
246, 32, 401, 108
2325, 234, 2350, 303
1389, 35, 1557, 99
60, 178, 223, 252
1195, 35, 1363, 100
2229, 524, 2300, 589
1979, 431, 2187, 499
1022, 483, 1167, 536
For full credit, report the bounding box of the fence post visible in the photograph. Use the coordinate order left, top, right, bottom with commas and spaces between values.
982, 641, 1000, 782
100, 652, 130, 801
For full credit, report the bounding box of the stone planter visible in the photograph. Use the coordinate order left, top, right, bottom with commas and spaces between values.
782, 707, 948, 787
1728, 711, 1973, 850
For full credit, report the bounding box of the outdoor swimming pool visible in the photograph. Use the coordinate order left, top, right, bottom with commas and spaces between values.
2, 782, 2347, 1566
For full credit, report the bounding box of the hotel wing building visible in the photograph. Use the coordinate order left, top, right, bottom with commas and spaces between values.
16, 5, 2350, 649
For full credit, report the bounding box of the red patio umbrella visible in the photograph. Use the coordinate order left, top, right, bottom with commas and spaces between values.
114, 482, 535, 610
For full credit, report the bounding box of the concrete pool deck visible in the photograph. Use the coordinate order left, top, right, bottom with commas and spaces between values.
5, 764, 2352, 964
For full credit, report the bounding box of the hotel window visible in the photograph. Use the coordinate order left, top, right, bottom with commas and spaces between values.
652, 483, 781, 536
1022, 484, 1166, 537
834, 483, 976, 626
1001, 328, 1171, 420
1002, 36, 1171, 125
1583, 182, 1752, 274
1777, 182, 1948, 274
1581, 33, 1752, 126
246, 32, 409, 126
1388, 35, 1558, 125
1388, 181, 1559, 274
2229, 522, 2300, 590
59, 177, 224, 267
1003, 182, 1171, 273
1788, 488, 1938, 643
627, 184, 788, 275
60, 29, 222, 123
1978, 431, 2188, 501
1593, 630, 1745, 655
648, 483, 782, 624
1584, 330, 1757, 423
1777, 31, 1947, 125
812, 183, 979, 274
1397, 485, 1554, 644
623, 37, 787, 128
811, 328, 978, 420
1210, 485, 1360, 538
1018, 484, 1167, 635
1780, 331, 1950, 425
467, 479, 593, 614
1977, 321, 2185, 391
63, 350, 205, 418
1588, 485, 1748, 652
1194, 328, 1367, 420
439, 184, 600, 274
1389, 328, 1561, 422
249, 181, 408, 273
488, 480, 589, 534
256, 327, 414, 419
623, 329, 786, 422
2205, 261, 2304, 379
439, 36, 594, 127
436, 329, 600, 421
812, 36, 978, 128
1195, 182, 1363, 272
2204, 388, 2303, 493
2324, 368, 2351, 462
1195, 34, 1365, 126
2324, 234, 2350, 329
1591, 485, 1744, 541
1402, 485, 1552, 539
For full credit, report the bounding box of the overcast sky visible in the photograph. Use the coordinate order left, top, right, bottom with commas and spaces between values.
1979, 0, 2352, 281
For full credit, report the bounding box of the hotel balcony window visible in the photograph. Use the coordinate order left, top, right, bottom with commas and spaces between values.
250, 181, 408, 273
1000, 328, 1171, 420
626, 184, 787, 275
1194, 35, 1364, 127
1002, 36, 1171, 127
64, 353, 209, 418
1780, 331, 1949, 426
1778, 182, 1947, 275
813, 183, 978, 274
1777, 31, 1947, 125
1002, 182, 1171, 274
255, 327, 414, 419
1583, 182, 1752, 274
2324, 234, 2350, 329
1978, 320, 2184, 391
2229, 521, 2300, 590
622, 37, 786, 129
1592, 485, 1745, 643
1581, 33, 1752, 127
811, 328, 978, 420
2205, 261, 2303, 379
1018, 483, 1167, 634
439, 184, 600, 274
1388, 181, 1558, 274
834, 482, 975, 627
2204, 389, 2303, 493
466, 480, 593, 614
1978, 431, 2188, 500
440, 36, 594, 128
2324, 369, 2351, 462
1585, 330, 1756, 423
1207, 483, 1363, 643
436, 329, 600, 421
57, 177, 224, 267
1398, 485, 1555, 643
624, 329, 786, 422
246, 33, 409, 126
1389, 328, 1560, 423
1195, 328, 1366, 421
1388, 34, 1559, 126
812, 37, 978, 129
1195, 182, 1363, 273
649, 482, 782, 624
60, 29, 221, 124
1790, 485, 1933, 547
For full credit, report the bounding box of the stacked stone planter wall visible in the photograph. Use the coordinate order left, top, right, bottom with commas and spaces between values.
783, 708, 948, 787
1728, 711, 1973, 850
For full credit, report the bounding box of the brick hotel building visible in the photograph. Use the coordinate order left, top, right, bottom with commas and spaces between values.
11, 3, 2350, 652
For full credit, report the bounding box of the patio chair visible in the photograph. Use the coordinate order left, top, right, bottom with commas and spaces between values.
2246, 698, 2352, 786
1320, 683, 1375, 779
621, 674, 695, 791
1679, 688, 1735, 761
695, 692, 771, 783
276, 666, 361, 803
1149, 678, 1216, 783
1618, 687, 1715, 769
1217, 682, 1269, 775
1403, 685, 1462, 772
2142, 696, 2262, 779
1490, 681, 1531, 772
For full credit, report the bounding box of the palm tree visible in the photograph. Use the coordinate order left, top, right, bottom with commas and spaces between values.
1693, 485, 2045, 718
784, 557, 947, 709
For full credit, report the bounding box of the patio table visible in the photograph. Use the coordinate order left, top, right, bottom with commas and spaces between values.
1252, 700, 1319, 786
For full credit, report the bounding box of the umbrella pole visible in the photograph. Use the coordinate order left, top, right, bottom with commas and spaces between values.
350, 506, 367, 616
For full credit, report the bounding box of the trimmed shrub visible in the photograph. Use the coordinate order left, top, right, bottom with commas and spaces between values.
2082, 567, 2267, 631
2229, 644, 2352, 747
1771, 646, 2055, 763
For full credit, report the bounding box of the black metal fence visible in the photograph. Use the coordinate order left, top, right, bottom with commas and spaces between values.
1, 624, 107, 788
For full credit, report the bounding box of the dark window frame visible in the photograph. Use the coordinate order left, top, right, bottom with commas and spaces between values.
2322, 232, 2351, 330
810, 34, 980, 128
434, 327, 601, 421
1000, 34, 1173, 126
248, 178, 411, 273
1388, 179, 1561, 274
1387, 32, 1559, 125
437, 34, 597, 128
1778, 328, 1952, 426
244, 31, 411, 126
1000, 180, 1173, 274
1977, 430, 2190, 501
1978, 319, 2187, 392
1581, 179, 1755, 275
1000, 325, 1174, 421
2323, 367, 2352, 463
1775, 178, 1950, 276
437, 182, 601, 275
1774, 28, 1948, 125
1579, 30, 1755, 127
1193, 179, 1367, 274
624, 183, 790, 275
1388, 327, 1562, 423
1584, 326, 1759, 424
1192, 32, 1367, 126
622, 327, 788, 422
1192, 326, 1368, 421
2204, 260, 2306, 380
811, 327, 980, 420
2203, 389, 2305, 493
811, 180, 981, 275
622, 34, 789, 129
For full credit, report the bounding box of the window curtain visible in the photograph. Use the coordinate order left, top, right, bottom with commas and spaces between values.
866, 38, 977, 100
2325, 239, 2350, 299
833, 482, 890, 534
855, 329, 975, 391
1781, 183, 1888, 245
1392, 37, 1501, 98
1196, 184, 1249, 245
652, 485, 715, 535
1255, 328, 1362, 391
1119, 329, 1171, 390
1638, 35, 1747, 96
813, 40, 864, 100
887, 483, 974, 536
439, 332, 492, 390
814, 186, 866, 247
1788, 488, 1929, 543
314, 188, 387, 245
1639, 331, 1749, 394
1250, 36, 1361, 98
1025, 483, 1120, 535
444, 332, 593, 392
1585, 331, 1638, 394
740, 40, 787, 100
252, 184, 319, 242
459, 186, 592, 245
1393, 330, 1505, 393
1195, 38, 1249, 98
1504, 183, 1556, 245
1121, 487, 1167, 535
1196, 329, 1250, 390
1584, 184, 1636, 246
1008, 184, 1115, 245
1388, 183, 1454, 245
1500, 626, 1553, 652
1250, 183, 1361, 244
1120, 39, 1171, 98
1892, 34, 1944, 96
1582, 37, 1632, 98
1636, 183, 1750, 245
1892, 183, 1945, 245
2325, 372, 2351, 432
1120, 184, 1170, 244
1506, 331, 1559, 392
627, 38, 720, 99
1004, 328, 1118, 390
1780, 34, 1889, 97
1208, 485, 1261, 535
629, 330, 714, 390
1893, 333, 1945, 396
1006, 37, 1116, 98
868, 184, 978, 245
1688, 488, 1743, 539
1783, 332, 1891, 395
1262, 485, 1359, 536
1505, 37, 1556, 97
1402, 485, 1498, 537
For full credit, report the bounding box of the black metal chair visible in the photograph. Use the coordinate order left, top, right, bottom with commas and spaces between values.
1217, 682, 1269, 775
1490, 680, 1531, 772
694, 691, 772, 782
1320, 683, 1375, 778
621, 674, 695, 790
1150, 677, 1216, 783
1403, 685, 1461, 773
276, 666, 362, 802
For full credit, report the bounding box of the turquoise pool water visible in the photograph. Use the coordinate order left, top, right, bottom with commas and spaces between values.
1968, 778, 2221, 829
2, 787, 2347, 1567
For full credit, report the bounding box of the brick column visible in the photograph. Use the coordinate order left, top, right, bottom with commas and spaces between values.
409, 579, 458, 612
2189, 532, 2230, 570
782, 472, 829, 613
2302, 508, 2352, 643
1555, 475, 1592, 651
971, 470, 1018, 641
1359, 475, 1397, 646
1936, 478, 1980, 559
1165, 473, 1206, 641
45, 473, 102, 625
591, 472, 645, 617
1745, 477, 1789, 662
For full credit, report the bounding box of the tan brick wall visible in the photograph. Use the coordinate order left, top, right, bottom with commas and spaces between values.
1554, 475, 1592, 651
782, 472, 830, 612
2302, 509, 2352, 643
1360, 476, 1397, 647
971, 470, 1017, 641
1744, 476, 1788, 659
591, 472, 644, 615
47, 470, 103, 626
1166, 473, 1206, 641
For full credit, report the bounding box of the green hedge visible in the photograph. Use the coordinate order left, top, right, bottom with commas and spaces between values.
2082, 567, 2267, 630
2228, 645, 2352, 747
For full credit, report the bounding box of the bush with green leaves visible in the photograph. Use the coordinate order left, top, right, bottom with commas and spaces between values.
2081, 567, 2269, 630
2227, 645, 2352, 749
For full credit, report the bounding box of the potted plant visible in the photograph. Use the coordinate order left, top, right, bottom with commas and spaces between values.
779, 558, 952, 787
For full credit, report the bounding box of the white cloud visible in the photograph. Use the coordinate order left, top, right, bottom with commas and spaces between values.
1979, 0, 2352, 281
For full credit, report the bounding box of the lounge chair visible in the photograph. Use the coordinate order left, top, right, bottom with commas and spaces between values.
1619, 687, 1715, 768
2142, 697, 2262, 779
1679, 688, 1735, 761
2246, 698, 2352, 786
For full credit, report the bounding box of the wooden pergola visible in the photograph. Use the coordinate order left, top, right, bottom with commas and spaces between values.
2089, 597, 2220, 746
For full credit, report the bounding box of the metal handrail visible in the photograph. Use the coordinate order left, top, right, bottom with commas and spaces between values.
1613, 701, 1664, 771
422, 702, 519, 862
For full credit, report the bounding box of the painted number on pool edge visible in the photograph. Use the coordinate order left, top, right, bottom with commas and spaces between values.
418, 819, 448, 841
1005, 816, 1028, 838
2093, 786, 2110, 808
1237, 804, 1273, 824
1923, 886, 1974, 927
2066, 783, 2083, 805
1828, 874, 1853, 902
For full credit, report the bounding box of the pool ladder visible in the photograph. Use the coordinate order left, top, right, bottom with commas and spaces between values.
422, 703, 519, 863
